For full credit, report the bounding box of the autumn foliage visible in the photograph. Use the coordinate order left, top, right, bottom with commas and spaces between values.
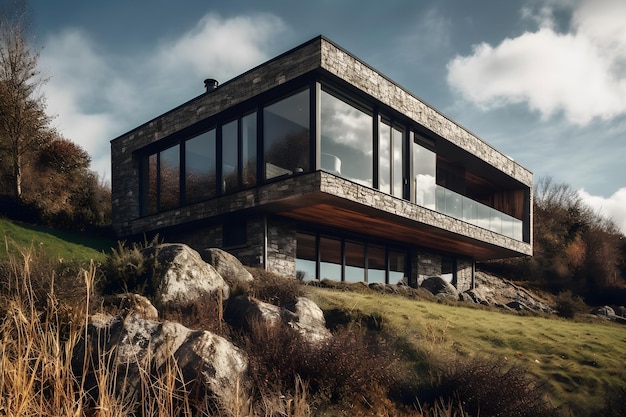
483, 177, 625, 303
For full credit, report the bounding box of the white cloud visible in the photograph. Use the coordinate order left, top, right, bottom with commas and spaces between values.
39, 13, 287, 180
447, 0, 626, 126
578, 188, 626, 235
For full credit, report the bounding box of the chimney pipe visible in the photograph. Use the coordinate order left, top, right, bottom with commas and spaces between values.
204, 78, 219, 92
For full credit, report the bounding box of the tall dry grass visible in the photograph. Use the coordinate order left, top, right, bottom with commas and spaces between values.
0, 247, 216, 416
0, 246, 474, 416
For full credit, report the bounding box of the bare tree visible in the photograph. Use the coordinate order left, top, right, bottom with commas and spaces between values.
0, 11, 51, 199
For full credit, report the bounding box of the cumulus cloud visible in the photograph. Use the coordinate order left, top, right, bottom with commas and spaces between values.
39, 13, 286, 179
578, 188, 626, 235
447, 0, 626, 126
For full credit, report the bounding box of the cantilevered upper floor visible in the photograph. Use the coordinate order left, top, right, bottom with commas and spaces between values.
111, 35, 532, 261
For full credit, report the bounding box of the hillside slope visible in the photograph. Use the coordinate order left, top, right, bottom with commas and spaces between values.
0, 217, 112, 261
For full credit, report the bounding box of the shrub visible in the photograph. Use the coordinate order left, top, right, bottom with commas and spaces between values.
430, 356, 554, 417
554, 290, 587, 318
247, 267, 305, 306
99, 235, 162, 295
236, 318, 397, 414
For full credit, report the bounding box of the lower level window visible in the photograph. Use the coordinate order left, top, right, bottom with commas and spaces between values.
296, 231, 408, 284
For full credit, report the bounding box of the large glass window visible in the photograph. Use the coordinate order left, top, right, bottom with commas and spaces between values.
379, 120, 391, 194
389, 249, 407, 285
413, 138, 436, 209
344, 241, 365, 282
159, 145, 180, 211
379, 120, 404, 197
222, 120, 239, 192
185, 129, 216, 204
319, 236, 342, 280
242, 113, 257, 187
320, 90, 373, 186
264, 90, 310, 179
392, 126, 404, 198
367, 244, 386, 284
296, 232, 317, 281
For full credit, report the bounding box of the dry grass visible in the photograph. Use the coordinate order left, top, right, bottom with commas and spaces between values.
0, 246, 477, 416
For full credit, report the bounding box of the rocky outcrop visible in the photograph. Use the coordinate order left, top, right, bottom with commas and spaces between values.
141, 244, 229, 308
74, 312, 247, 411
462, 272, 554, 313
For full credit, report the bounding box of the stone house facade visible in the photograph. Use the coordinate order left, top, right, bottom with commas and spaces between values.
111, 36, 532, 292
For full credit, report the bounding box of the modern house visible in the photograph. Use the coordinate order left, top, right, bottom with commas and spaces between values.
111, 36, 532, 292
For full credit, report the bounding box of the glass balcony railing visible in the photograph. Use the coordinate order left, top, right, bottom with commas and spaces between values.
417, 183, 523, 241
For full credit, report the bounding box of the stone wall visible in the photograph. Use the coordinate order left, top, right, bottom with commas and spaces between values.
456, 257, 475, 292
266, 216, 297, 277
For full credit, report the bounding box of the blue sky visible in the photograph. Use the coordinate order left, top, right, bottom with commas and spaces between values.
25, 0, 626, 233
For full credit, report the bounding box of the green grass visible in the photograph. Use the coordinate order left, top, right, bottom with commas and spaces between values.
0, 217, 113, 262
308, 286, 626, 416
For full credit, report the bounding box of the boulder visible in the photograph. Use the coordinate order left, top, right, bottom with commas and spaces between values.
225, 295, 285, 329
74, 313, 247, 411
462, 286, 492, 305
226, 295, 330, 343
141, 243, 229, 308
102, 293, 159, 320
420, 276, 459, 300
592, 305, 615, 318
284, 297, 332, 342
201, 248, 253, 284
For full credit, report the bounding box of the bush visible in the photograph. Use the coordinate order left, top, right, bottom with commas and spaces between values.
99, 235, 162, 295
247, 267, 305, 306
554, 290, 587, 318
429, 356, 554, 417
236, 318, 397, 414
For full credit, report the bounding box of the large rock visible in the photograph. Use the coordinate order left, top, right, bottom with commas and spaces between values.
284, 297, 332, 342
226, 295, 330, 343
201, 248, 253, 285
420, 276, 459, 300
74, 313, 247, 411
141, 243, 229, 308
102, 293, 159, 320
225, 295, 285, 328
592, 305, 615, 318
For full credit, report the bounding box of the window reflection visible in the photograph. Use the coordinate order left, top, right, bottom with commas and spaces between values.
379, 120, 391, 194
389, 249, 407, 285
319, 236, 341, 280
296, 232, 317, 281
159, 145, 180, 211
413, 138, 436, 209
367, 244, 386, 284
344, 241, 365, 282
185, 129, 216, 204
392, 127, 404, 198
320, 90, 373, 186
264, 90, 310, 179
147, 154, 157, 215
222, 120, 238, 192
242, 113, 257, 187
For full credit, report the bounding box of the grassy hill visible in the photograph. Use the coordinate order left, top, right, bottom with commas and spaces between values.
0, 217, 113, 262
308, 285, 625, 416
0, 218, 623, 416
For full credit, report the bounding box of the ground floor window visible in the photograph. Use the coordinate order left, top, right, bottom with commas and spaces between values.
295, 231, 409, 284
